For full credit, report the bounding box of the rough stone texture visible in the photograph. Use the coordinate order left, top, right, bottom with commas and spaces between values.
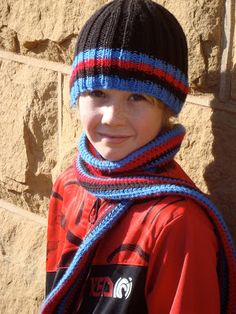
0, 0, 108, 64
51, 74, 81, 181
0, 26, 19, 52
159, 0, 224, 92
177, 103, 214, 193
0, 202, 46, 314
177, 102, 236, 240
0, 0, 224, 92
0, 60, 58, 216
231, 16, 236, 101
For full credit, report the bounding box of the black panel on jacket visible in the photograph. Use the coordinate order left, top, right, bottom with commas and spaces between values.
77, 264, 148, 314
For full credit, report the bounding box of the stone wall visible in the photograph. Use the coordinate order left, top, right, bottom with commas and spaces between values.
0, 0, 236, 313
0, 200, 46, 314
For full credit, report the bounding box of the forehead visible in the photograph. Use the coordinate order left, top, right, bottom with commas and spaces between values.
81, 88, 144, 97
96, 89, 135, 96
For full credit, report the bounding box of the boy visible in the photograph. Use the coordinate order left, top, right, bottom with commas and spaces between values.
41, 0, 236, 313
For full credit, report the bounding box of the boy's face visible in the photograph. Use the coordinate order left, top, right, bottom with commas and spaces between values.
78, 89, 164, 161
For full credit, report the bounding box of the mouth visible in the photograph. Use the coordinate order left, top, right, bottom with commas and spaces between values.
97, 132, 132, 144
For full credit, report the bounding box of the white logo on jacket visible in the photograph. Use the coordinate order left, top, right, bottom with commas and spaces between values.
113, 277, 133, 299
90, 276, 133, 299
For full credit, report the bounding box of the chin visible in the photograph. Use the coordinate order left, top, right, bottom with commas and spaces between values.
99, 150, 128, 162
101, 154, 124, 162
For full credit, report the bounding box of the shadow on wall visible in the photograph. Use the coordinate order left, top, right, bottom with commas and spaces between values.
203, 70, 236, 242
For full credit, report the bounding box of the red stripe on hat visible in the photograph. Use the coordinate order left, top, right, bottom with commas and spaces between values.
70, 58, 189, 94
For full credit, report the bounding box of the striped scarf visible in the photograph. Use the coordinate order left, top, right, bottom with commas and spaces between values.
41, 124, 236, 314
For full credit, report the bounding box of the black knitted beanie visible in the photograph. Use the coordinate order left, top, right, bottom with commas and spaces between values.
70, 0, 189, 114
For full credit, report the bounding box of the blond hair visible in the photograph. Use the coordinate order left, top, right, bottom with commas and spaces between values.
145, 95, 175, 131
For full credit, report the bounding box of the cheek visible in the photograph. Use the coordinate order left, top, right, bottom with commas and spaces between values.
78, 107, 88, 127
137, 110, 163, 135
79, 105, 100, 132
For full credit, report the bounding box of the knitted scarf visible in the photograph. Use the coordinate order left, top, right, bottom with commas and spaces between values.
41, 124, 236, 314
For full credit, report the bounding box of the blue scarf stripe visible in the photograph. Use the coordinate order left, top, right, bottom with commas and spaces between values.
41, 201, 132, 312
77, 157, 194, 187
70, 75, 182, 113
76, 158, 183, 184
71, 48, 188, 86
78, 125, 185, 170
77, 152, 236, 257
89, 184, 235, 255
77, 146, 180, 175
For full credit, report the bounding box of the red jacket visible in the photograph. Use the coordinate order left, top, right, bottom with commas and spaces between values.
46, 165, 220, 313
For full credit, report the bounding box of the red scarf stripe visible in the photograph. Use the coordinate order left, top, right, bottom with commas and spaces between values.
70, 58, 189, 94
84, 133, 185, 177
83, 142, 104, 177
76, 166, 195, 188
108, 133, 185, 173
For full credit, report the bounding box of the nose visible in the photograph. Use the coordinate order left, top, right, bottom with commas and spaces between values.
101, 103, 125, 126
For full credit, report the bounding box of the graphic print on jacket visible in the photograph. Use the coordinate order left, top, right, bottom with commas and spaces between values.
78, 264, 148, 314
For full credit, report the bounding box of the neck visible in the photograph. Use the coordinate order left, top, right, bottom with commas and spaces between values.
77, 124, 185, 175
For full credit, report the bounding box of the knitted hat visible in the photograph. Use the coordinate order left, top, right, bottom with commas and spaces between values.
70, 0, 189, 114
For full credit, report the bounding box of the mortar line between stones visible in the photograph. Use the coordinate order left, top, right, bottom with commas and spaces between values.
0, 199, 47, 226
219, 0, 234, 101
0, 49, 70, 74
186, 94, 236, 113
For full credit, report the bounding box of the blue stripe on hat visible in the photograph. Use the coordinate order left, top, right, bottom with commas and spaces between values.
72, 48, 188, 86
70, 74, 182, 113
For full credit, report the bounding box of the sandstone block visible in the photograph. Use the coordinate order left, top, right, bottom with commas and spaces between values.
0, 60, 58, 215
158, 0, 223, 92
0, 26, 18, 52
0, 200, 47, 314
0, 0, 9, 27
51, 73, 81, 181
177, 101, 236, 240
0, 0, 108, 64
176, 102, 214, 193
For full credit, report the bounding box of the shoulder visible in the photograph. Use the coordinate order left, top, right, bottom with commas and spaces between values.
50, 164, 84, 206
53, 165, 77, 189
142, 195, 218, 249
154, 196, 213, 229
52, 164, 78, 193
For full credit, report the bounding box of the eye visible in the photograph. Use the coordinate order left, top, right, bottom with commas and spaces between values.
129, 93, 147, 101
88, 90, 106, 98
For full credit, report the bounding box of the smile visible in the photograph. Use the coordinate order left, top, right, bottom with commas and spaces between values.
97, 132, 132, 144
